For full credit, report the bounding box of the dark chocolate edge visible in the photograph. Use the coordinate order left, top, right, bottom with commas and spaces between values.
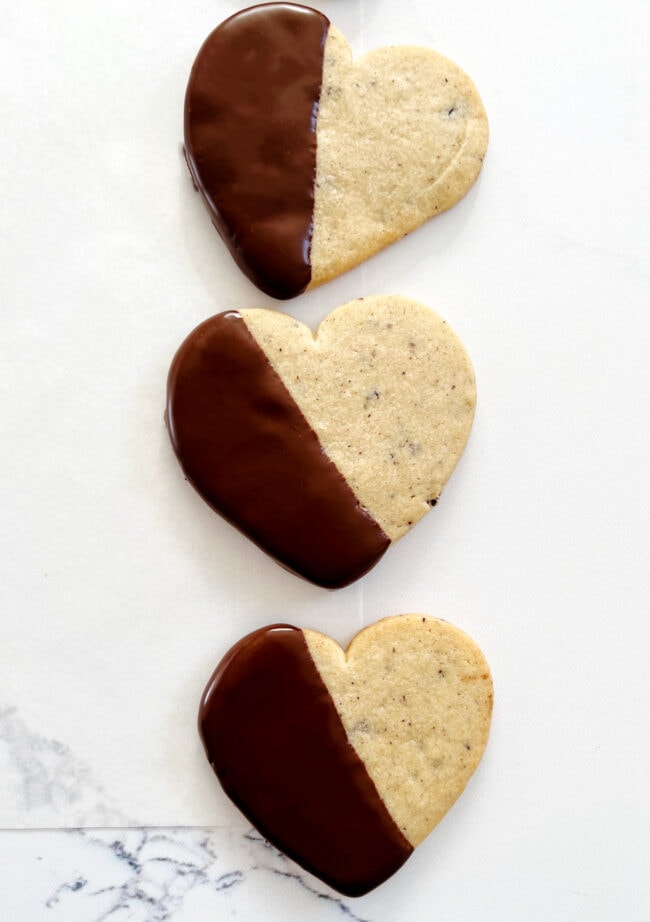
198, 624, 414, 896
182, 3, 330, 300
165, 311, 391, 589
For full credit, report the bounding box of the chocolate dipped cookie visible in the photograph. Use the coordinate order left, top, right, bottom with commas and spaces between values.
199, 615, 493, 895
184, 3, 489, 298
165, 295, 476, 588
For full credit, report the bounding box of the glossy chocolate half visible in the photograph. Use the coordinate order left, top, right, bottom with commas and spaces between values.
184, 4, 329, 299
165, 311, 389, 588
199, 625, 413, 896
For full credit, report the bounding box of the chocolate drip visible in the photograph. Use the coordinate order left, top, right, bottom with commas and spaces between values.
165, 311, 390, 588
199, 625, 413, 896
184, 4, 329, 299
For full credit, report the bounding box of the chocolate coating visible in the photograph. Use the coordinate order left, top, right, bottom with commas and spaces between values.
184, 4, 329, 299
165, 311, 389, 588
199, 625, 413, 896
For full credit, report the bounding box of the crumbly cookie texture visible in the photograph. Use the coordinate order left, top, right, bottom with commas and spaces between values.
304, 614, 493, 847
308, 26, 489, 288
242, 295, 476, 542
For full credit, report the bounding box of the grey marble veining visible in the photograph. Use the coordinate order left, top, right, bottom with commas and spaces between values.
0, 706, 131, 828
0, 827, 373, 922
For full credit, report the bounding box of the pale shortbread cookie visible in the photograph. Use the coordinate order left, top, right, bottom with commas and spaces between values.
184, 6, 488, 297
304, 615, 493, 847
308, 26, 489, 288
242, 295, 476, 542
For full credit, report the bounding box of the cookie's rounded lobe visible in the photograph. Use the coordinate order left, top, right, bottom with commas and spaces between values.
199, 624, 413, 896
304, 615, 494, 847
165, 311, 390, 588
184, 3, 329, 299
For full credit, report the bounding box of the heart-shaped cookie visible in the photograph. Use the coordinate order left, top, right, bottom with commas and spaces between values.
184, 3, 489, 299
199, 615, 493, 896
165, 295, 476, 588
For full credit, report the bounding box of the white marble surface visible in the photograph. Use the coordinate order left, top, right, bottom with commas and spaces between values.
0, 828, 385, 921
0, 828, 373, 921
2, 0, 650, 918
